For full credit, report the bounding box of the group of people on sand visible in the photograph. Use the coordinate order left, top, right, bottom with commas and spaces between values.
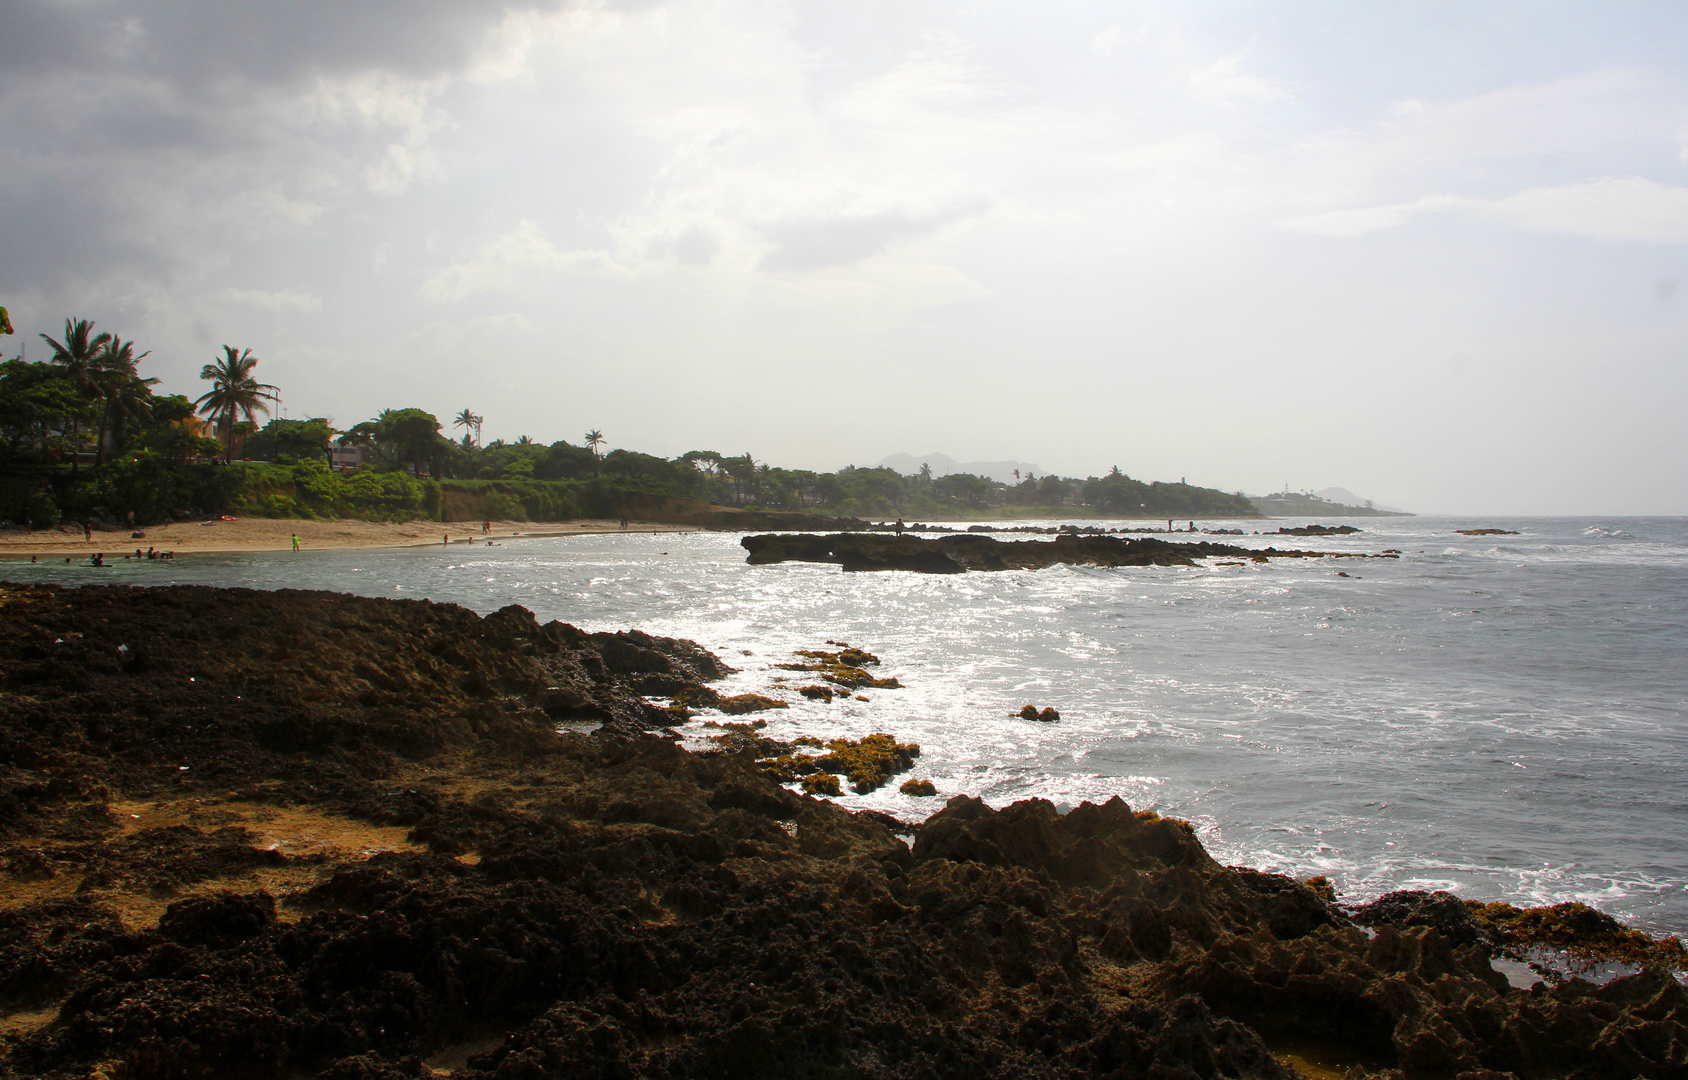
439, 527, 500, 547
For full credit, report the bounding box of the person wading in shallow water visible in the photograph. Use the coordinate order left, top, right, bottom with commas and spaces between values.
291, 533, 300, 552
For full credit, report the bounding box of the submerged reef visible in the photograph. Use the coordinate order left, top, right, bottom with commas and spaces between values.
741, 532, 1395, 573
0, 582, 1683, 1079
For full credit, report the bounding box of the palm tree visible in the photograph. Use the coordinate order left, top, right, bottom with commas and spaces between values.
515, 434, 535, 445
194, 346, 279, 463
94, 337, 156, 463
453, 408, 482, 447
584, 429, 604, 457
39, 317, 112, 472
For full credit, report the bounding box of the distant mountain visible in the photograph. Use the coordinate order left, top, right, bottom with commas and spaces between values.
876, 453, 1043, 485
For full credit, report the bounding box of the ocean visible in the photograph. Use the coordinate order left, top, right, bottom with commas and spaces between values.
10, 515, 1686, 936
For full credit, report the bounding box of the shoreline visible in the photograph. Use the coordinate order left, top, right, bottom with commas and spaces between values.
0, 517, 700, 558
1, 581, 1682, 1079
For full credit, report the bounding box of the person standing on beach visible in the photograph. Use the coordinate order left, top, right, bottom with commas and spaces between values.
83, 521, 92, 542
290, 533, 300, 551
443, 534, 449, 545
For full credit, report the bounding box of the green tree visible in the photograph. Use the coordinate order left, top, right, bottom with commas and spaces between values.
373, 408, 445, 476
453, 408, 482, 447
0, 359, 91, 465
194, 346, 280, 462
39, 317, 111, 472
128, 394, 215, 464
247, 417, 335, 464
94, 336, 157, 463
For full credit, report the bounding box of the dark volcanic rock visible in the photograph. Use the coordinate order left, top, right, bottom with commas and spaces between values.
1348, 888, 1498, 950
0, 583, 720, 832
740, 532, 1367, 572
1, 582, 1684, 1080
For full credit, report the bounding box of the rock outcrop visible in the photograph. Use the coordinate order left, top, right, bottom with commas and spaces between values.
0, 582, 1681, 1080
1275, 524, 1362, 536
741, 533, 1392, 573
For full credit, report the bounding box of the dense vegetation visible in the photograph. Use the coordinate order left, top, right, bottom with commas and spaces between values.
0, 314, 1257, 525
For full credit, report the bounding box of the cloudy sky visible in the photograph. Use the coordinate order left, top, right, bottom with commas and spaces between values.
3, 1, 1685, 513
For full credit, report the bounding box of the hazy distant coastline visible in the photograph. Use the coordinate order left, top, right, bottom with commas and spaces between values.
1247, 490, 1415, 517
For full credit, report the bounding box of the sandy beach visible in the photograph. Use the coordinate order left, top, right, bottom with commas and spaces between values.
0, 517, 697, 558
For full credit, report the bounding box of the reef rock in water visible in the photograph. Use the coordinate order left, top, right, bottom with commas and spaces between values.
741, 532, 1387, 573
0, 582, 1682, 1079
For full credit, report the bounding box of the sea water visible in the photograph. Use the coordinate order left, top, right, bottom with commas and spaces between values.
10, 516, 1687, 936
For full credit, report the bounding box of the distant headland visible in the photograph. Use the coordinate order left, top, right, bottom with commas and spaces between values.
1247, 489, 1415, 518
1, 316, 1405, 529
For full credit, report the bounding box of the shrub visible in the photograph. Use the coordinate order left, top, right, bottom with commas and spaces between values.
60, 455, 251, 525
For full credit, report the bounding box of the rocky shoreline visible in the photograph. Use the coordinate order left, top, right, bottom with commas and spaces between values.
741, 533, 1398, 573
1, 582, 1683, 1079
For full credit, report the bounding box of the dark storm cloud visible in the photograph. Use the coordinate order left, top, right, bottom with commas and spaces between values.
0, 1, 565, 86
0, 1, 570, 307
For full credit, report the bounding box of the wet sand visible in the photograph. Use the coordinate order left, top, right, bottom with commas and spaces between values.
0, 517, 697, 558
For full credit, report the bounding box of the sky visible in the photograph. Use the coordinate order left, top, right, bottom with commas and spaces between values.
2, 1, 1686, 514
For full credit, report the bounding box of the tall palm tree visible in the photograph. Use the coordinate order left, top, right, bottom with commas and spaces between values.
453, 408, 482, 447
94, 337, 156, 464
584, 429, 604, 457
194, 346, 279, 463
39, 317, 112, 472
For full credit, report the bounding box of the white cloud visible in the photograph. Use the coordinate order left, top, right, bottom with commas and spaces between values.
1282, 178, 1688, 243
1494, 177, 1688, 241
1090, 25, 1144, 60
1188, 52, 1290, 106
422, 220, 608, 301
220, 288, 324, 313
6, 2, 1688, 510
